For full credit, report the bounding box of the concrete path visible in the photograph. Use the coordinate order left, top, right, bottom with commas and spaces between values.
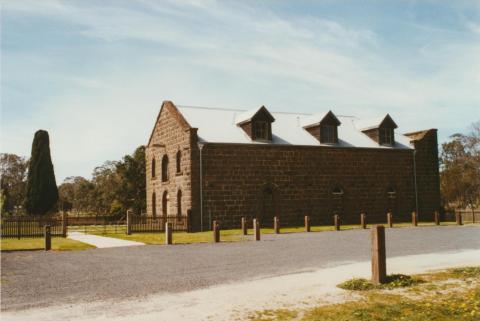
67, 231, 144, 248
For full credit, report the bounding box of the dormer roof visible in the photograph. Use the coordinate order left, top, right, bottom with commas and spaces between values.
301, 110, 341, 128
356, 114, 398, 131
235, 105, 275, 125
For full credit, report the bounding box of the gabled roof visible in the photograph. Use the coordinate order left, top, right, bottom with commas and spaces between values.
356, 114, 398, 131
147, 101, 191, 146
301, 110, 341, 128
235, 105, 275, 125
176, 105, 412, 149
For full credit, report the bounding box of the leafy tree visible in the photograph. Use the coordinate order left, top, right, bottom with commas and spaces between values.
24, 130, 59, 216
0, 153, 28, 214
115, 146, 146, 214
58, 176, 95, 213
440, 121, 480, 212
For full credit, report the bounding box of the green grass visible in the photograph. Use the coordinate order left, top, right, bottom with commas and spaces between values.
1, 237, 95, 251
85, 221, 479, 245
249, 266, 480, 321
91, 229, 250, 244
338, 274, 423, 291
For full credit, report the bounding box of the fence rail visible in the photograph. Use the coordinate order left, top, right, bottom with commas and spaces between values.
67, 215, 125, 226
130, 215, 189, 233
1, 217, 64, 239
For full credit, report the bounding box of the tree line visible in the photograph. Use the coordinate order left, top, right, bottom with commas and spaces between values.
1, 130, 146, 216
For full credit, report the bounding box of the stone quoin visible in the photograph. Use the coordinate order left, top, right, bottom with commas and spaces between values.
146, 101, 440, 231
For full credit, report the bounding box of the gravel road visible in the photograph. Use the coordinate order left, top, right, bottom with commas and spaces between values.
2, 225, 479, 312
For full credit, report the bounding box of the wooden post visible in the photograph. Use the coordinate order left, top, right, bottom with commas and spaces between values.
334, 214, 340, 231
387, 212, 393, 228
412, 211, 417, 226
165, 222, 173, 245
213, 220, 220, 243
44, 225, 51, 251
304, 216, 311, 232
360, 213, 367, 229
186, 209, 191, 233
456, 212, 463, 225
371, 225, 386, 284
274, 216, 280, 234
126, 210, 132, 235
253, 218, 260, 241
434, 211, 440, 225
241, 217, 248, 235
17, 216, 21, 240
62, 212, 68, 237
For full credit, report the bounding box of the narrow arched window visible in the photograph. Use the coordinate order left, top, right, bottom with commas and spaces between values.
332, 186, 344, 196
177, 190, 182, 217
151, 158, 156, 179
161, 155, 169, 182
152, 192, 157, 218
176, 150, 181, 173
162, 191, 169, 217
387, 186, 396, 199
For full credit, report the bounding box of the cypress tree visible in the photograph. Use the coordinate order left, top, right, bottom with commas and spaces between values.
25, 130, 59, 216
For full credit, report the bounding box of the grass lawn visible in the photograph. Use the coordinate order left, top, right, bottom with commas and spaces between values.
88, 222, 478, 245
1, 237, 96, 251
247, 267, 480, 321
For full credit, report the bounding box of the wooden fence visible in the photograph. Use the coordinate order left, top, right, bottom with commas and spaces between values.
130, 214, 189, 233
1, 216, 65, 239
67, 215, 125, 226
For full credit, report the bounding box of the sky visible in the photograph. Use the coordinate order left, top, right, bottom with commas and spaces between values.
1, 0, 480, 183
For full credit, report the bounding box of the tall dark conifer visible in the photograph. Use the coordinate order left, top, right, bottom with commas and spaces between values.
25, 130, 58, 216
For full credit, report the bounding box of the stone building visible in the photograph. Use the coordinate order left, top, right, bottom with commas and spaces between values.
146, 100, 440, 231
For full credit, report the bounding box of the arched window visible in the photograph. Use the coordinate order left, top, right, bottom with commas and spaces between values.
151, 158, 156, 178
332, 186, 344, 196
176, 150, 181, 173
161, 155, 169, 182
152, 192, 157, 218
162, 191, 169, 217
177, 190, 182, 217
387, 186, 396, 199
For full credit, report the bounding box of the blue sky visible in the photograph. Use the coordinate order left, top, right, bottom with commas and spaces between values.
1, 0, 480, 182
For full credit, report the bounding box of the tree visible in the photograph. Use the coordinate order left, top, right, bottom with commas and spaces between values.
440, 121, 480, 212
25, 130, 59, 216
115, 145, 146, 214
0, 153, 28, 214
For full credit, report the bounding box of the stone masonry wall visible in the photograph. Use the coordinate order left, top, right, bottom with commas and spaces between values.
145, 102, 193, 220
198, 144, 419, 230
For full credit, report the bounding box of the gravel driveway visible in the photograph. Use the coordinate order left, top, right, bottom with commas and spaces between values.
2, 225, 479, 312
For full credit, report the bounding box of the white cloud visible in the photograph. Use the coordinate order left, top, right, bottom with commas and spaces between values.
2, 0, 480, 181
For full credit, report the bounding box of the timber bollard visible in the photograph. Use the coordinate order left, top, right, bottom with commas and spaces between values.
434, 211, 440, 225
62, 212, 68, 237
44, 225, 51, 251
371, 225, 387, 284
253, 218, 261, 241
274, 216, 280, 234
241, 217, 248, 235
412, 211, 417, 226
334, 214, 340, 231
387, 212, 393, 228
456, 212, 463, 225
165, 222, 173, 245
360, 213, 367, 229
305, 216, 311, 232
126, 210, 132, 235
213, 220, 220, 243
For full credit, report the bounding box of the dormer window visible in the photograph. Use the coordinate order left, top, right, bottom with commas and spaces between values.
380, 128, 394, 146
303, 110, 341, 145
321, 124, 336, 144
359, 114, 398, 146
253, 121, 269, 140
236, 106, 275, 142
